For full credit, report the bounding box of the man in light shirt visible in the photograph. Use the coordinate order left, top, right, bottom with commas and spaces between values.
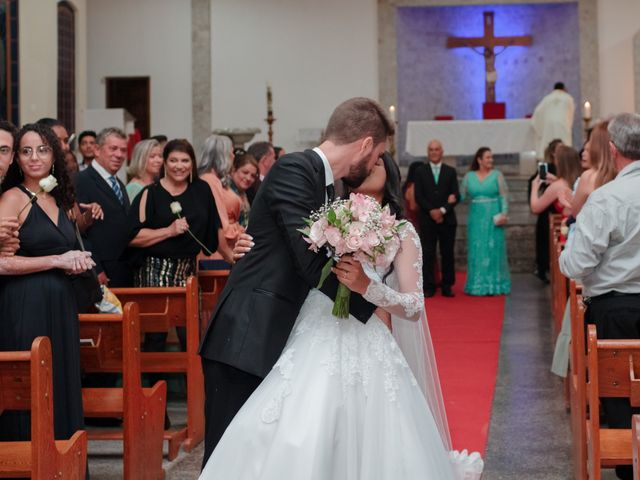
560, 112, 640, 480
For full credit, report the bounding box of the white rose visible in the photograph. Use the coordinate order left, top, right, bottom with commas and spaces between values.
39, 175, 58, 193
170, 201, 183, 215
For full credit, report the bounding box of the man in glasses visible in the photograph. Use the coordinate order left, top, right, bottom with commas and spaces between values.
0, 120, 19, 256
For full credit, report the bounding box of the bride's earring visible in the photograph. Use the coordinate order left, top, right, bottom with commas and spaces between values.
51, 163, 55, 175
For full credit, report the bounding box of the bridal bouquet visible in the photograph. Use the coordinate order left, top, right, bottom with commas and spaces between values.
299, 193, 406, 318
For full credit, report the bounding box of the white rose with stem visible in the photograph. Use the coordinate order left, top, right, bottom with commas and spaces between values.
169, 201, 214, 256
17, 174, 58, 218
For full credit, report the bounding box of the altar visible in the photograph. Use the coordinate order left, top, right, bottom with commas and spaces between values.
405, 118, 536, 157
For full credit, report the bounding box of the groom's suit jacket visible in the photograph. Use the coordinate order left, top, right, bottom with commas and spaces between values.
199, 150, 376, 378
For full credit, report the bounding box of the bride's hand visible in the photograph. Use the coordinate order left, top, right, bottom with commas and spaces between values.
332, 255, 370, 295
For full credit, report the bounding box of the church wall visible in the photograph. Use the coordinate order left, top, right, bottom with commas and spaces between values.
210, 0, 378, 152
86, 0, 192, 139
18, 1, 58, 123
17, 0, 88, 128
596, 0, 640, 116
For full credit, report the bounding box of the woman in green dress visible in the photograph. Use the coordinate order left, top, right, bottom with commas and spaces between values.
460, 147, 511, 295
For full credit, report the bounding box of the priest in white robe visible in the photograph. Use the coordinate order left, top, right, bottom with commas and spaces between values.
532, 82, 576, 159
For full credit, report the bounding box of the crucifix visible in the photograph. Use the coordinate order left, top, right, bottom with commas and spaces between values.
446, 11, 532, 104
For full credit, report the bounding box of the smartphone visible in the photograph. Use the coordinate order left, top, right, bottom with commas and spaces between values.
538, 162, 548, 181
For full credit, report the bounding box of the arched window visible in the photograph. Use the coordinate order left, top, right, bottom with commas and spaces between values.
0, 0, 19, 124
57, 1, 75, 131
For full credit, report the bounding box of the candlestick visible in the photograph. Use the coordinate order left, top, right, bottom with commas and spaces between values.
583, 100, 591, 120
267, 83, 273, 116
389, 105, 396, 123
265, 83, 275, 144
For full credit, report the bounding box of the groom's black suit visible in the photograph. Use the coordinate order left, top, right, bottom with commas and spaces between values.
199, 149, 376, 465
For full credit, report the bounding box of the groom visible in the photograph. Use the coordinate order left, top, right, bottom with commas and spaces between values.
199, 97, 394, 466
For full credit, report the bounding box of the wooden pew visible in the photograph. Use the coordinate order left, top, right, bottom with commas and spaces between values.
568, 280, 587, 480
198, 269, 230, 335
0, 337, 87, 479
586, 324, 638, 479
633, 415, 640, 480
110, 275, 202, 459
80, 302, 166, 480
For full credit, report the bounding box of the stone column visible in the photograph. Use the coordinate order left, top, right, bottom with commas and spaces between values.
192, 0, 211, 151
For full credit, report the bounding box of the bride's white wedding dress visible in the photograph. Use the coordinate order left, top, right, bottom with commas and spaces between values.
200, 224, 483, 480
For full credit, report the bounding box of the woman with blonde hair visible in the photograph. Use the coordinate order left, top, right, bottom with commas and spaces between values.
126, 139, 163, 201
198, 134, 242, 265
566, 121, 616, 216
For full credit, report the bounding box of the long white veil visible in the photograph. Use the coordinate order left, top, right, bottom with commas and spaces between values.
392, 308, 484, 479
391, 309, 452, 451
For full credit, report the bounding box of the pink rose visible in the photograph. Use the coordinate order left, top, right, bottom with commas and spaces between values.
349, 193, 371, 222
308, 219, 328, 247
345, 234, 362, 251
325, 226, 342, 247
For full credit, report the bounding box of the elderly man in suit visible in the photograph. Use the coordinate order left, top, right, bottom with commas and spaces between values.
75, 127, 131, 287
414, 139, 460, 298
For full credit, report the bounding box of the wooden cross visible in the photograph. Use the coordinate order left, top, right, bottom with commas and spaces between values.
446, 11, 532, 103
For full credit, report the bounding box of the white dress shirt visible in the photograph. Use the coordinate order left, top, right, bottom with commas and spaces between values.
92, 160, 115, 183
313, 147, 334, 202
559, 161, 640, 297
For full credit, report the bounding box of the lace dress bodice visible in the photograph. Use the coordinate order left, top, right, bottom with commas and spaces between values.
362, 223, 424, 322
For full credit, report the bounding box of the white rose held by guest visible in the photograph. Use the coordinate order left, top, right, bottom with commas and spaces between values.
17, 174, 58, 218
299, 192, 406, 318
169, 201, 213, 255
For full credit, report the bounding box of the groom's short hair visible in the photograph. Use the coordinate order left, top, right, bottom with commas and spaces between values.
323, 97, 394, 146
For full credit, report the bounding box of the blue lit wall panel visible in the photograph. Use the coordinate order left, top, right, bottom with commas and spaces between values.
396, 3, 580, 157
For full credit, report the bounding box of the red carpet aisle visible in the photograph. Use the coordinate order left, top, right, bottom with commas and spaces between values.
426, 273, 506, 455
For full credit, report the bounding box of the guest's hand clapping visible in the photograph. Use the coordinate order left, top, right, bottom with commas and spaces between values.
232, 233, 254, 263
0, 217, 20, 256
169, 218, 189, 237
332, 255, 371, 295
54, 250, 96, 274
79, 202, 104, 220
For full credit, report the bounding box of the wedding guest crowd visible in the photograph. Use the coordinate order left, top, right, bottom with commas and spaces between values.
560, 112, 640, 480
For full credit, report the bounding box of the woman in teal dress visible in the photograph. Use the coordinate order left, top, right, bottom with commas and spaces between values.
460, 147, 511, 295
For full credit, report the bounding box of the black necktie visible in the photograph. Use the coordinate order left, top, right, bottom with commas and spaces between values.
326, 184, 335, 203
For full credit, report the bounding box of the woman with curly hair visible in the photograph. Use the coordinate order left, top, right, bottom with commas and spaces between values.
0, 123, 94, 451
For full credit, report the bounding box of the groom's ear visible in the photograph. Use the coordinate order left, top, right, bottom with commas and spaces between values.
357, 136, 374, 154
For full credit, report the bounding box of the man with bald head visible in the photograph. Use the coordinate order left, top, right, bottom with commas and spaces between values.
413, 140, 460, 297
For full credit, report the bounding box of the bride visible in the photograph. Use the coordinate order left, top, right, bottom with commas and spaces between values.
199, 153, 482, 479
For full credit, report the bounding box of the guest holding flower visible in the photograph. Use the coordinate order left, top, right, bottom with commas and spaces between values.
229, 153, 258, 229
126, 138, 163, 202
128, 138, 221, 358
0, 123, 94, 451
460, 147, 511, 295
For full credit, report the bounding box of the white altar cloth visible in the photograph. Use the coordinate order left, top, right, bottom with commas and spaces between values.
405, 119, 536, 156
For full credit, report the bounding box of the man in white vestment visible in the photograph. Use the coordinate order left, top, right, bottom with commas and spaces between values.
532, 82, 576, 159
